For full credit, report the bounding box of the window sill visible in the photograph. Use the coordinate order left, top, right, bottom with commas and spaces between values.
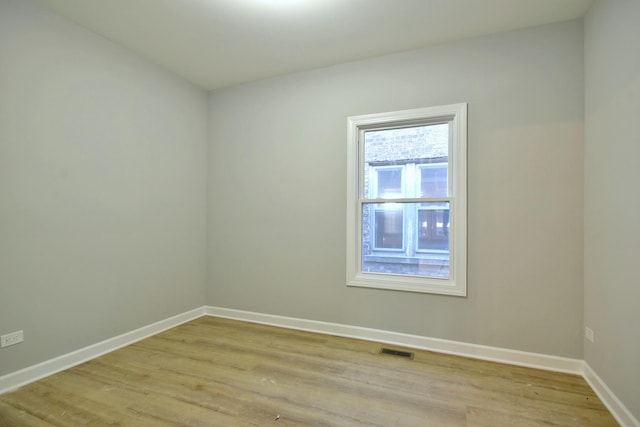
347, 272, 466, 296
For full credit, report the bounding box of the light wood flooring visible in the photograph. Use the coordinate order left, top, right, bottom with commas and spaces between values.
0, 316, 618, 426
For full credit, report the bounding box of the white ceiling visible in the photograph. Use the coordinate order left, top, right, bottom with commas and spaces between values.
37, 0, 593, 90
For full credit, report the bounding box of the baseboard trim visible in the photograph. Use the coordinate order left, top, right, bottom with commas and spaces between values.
583, 362, 640, 427
204, 306, 583, 375
0, 307, 205, 395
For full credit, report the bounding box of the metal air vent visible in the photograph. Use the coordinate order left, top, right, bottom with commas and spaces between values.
379, 347, 414, 359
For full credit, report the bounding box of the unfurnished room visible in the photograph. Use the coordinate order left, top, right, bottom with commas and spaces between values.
0, 0, 639, 425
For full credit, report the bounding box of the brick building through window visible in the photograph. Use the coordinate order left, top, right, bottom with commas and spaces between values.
361, 124, 450, 278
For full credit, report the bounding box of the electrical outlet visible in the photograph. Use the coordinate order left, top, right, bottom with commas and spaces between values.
585, 327, 594, 343
0, 330, 24, 348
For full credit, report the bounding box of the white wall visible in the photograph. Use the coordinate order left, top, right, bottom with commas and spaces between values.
0, 0, 208, 375
584, 0, 640, 420
207, 20, 585, 358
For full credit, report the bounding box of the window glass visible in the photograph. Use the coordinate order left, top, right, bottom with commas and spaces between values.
417, 202, 450, 251
374, 205, 403, 249
361, 123, 450, 278
363, 124, 449, 168
375, 168, 402, 198
420, 164, 448, 197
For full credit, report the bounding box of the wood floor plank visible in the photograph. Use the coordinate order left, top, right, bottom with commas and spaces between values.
0, 316, 618, 426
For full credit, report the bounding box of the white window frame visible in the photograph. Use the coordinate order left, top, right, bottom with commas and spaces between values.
346, 103, 467, 296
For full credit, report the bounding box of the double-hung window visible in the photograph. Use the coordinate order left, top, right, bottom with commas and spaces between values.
347, 104, 467, 296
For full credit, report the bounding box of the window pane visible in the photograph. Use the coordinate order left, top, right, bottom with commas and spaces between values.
418, 202, 450, 251
361, 202, 450, 279
376, 168, 402, 198
420, 164, 448, 197
363, 123, 449, 163
374, 205, 403, 249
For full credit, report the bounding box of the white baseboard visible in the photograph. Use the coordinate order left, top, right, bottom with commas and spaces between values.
204, 306, 584, 374
0, 307, 205, 395
583, 362, 640, 427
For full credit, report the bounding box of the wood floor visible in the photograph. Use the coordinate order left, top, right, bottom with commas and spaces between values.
0, 316, 618, 426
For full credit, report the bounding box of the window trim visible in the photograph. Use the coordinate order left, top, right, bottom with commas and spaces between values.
346, 103, 467, 296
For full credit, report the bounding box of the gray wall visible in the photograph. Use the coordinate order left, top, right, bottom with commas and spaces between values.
207, 20, 585, 358
0, 0, 208, 375
3, 1, 636, 417
584, 0, 640, 420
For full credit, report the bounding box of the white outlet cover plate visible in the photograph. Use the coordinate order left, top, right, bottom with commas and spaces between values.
1, 330, 24, 348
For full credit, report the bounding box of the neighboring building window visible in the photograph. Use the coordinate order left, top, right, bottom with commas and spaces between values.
346, 104, 467, 295
371, 166, 405, 250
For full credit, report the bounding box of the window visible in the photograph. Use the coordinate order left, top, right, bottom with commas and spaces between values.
347, 104, 467, 295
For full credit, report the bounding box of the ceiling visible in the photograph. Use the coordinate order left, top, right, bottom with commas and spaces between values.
37, 0, 593, 90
